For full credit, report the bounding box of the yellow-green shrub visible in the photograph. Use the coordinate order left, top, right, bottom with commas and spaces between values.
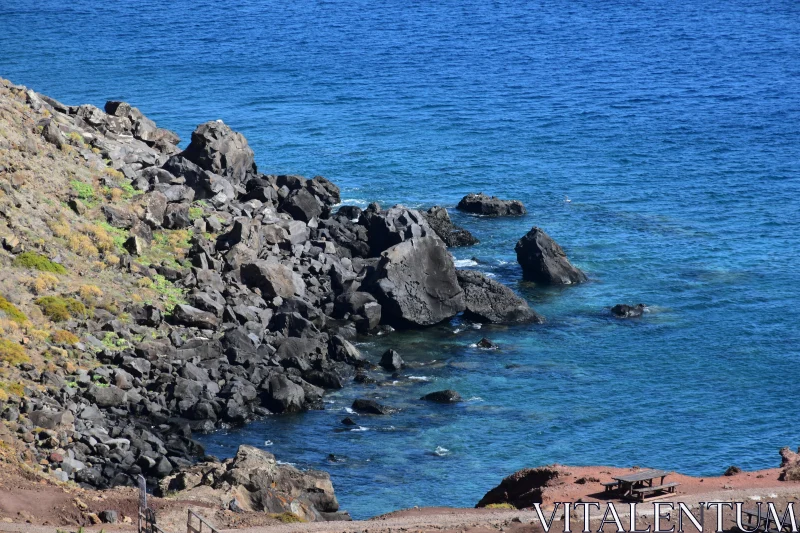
0, 296, 26, 324
0, 339, 29, 366
35, 296, 87, 322
51, 329, 79, 345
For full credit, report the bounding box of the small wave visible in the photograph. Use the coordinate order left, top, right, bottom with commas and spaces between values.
277, 460, 296, 466
471, 323, 482, 329
454, 259, 478, 267
339, 198, 369, 206
453, 327, 463, 333
408, 376, 430, 381
344, 407, 355, 414
469, 343, 477, 348
264, 440, 273, 446
351, 426, 368, 432
466, 396, 484, 402
484, 272, 496, 278
433, 446, 450, 457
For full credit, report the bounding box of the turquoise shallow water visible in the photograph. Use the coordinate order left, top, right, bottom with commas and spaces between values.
2, 0, 800, 519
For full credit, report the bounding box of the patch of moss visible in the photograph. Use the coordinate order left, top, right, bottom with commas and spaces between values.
484, 503, 516, 509
101, 332, 128, 351
0, 380, 25, 397
270, 512, 306, 523
12, 252, 67, 274
0, 296, 26, 324
35, 296, 88, 322
152, 274, 186, 312
0, 339, 29, 366
188, 206, 204, 221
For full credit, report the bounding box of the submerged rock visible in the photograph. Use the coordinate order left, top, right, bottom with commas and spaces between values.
476, 337, 498, 349
352, 398, 394, 415
457, 193, 526, 217
421, 390, 462, 403
456, 270, 543, 324
379, 349, 404, 371
610, 303, 646, 318
515, 227, 587, 285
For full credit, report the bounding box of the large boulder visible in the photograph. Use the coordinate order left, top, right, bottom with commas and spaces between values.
263, 375, 305, 414
421, 390, 462, 403
514, 227, 587, 285
366, 237, 465, 327
423, 206, 479, 247
367, 206, 435, 256
476, 466, 564, 508
241, 261, 306, 300
457, 193, 526, 216
180, 121, 256, 187
456, 270, 543, 324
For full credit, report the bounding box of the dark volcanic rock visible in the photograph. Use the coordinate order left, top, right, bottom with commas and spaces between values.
367, 206, 435, 256
456, 270, 543, 324
180, 121, 256, 186
476, 466, 563, 508
366, 236, 465, 327
514, 227, 587, 285
351, 398, 394, 415
610, 303, 646, 318
241, 261, 305, 300
421, 390, 462, 403
379, 349, 404, 371
457, 193, 526, 217
476, 337, 498, 349
423, 206, 479, 247
172, 304, 219, 329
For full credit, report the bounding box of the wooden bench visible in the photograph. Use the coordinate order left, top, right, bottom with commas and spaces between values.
631, 482, 679, 501
601, 481, 620, 493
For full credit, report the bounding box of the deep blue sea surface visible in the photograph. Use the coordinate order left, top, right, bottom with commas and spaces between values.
2, 0, 800, 519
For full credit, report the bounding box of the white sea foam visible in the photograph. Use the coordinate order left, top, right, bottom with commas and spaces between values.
433, 446, 450, 457
466, 396, 484, 402
485, 272, 496, 277
408, 375, 430, 381
454, 259, 478, 267
469, 343, 477, 348
453, 327, 463, 334
344, 407, 355, 414
351, 426, 368, 432
471, 323, 482, 329
264, 440, 273, 446
277, 460, 296, 466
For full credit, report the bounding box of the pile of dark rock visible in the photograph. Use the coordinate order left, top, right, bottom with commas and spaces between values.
4, 84, 581, 520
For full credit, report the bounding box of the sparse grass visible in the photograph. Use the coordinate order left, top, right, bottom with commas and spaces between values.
78, 285, 103, 306
67, 131, 85, 147
90, 222, 127, 254
270, 513, 306, 523
26, 273, 60, 294
0, 339, 29, 366
188, 206, 203, 221
35, 296, 88, 322
13, 252, 67, 274
151, 274, 186, 312
47, 217, 72, 239
103, 166, 124, 180
0, 295, 26, 324
68, 233, 99, 257
0, 380, 25, 397
51, 329, 79, 345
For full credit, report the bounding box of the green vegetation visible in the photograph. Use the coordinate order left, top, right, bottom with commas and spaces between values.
95, 221, 128, 252
148, 274, 186, 312
0, 295, 27, 324
70, 179, 96, 202
270, 513, 306, 523
188, 206, 204, 221
0, 380, 25, 397
35, 296, 88, 322
0, 339, 30, 366
67, 131, 85, 147
101, 332, 128, 351
12, 252, 67, 274
485, 503, 516, 509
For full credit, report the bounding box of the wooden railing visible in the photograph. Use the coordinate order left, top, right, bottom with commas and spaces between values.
137, 475, 218, 533
187, 509, 220, 533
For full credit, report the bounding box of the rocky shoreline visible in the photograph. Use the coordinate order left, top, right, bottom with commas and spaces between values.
0, 78, 596, 523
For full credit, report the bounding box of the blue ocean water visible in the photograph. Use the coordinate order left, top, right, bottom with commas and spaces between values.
2, 0, 800, 519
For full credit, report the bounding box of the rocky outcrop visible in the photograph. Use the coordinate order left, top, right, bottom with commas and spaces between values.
423, 206, 478, 247
456, 270, 543, 324
180, 121, 256, 187
476, 466, 564, 508
780, 447, 800, 481
515, 227, 587, 285
457, 193, 526, 217
366, 206, 434, 256
159, 445, 348, 522
611, 303, 646, 318
366, 236, 465, 327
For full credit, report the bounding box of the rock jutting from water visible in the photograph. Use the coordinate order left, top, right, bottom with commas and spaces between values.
423, 206, 479, 247
456, 269, 543, 323
610, 303, 646, 318
456, 192, 527, 216
515, 226, 588, 285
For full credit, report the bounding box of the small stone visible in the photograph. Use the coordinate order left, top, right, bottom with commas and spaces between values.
99, 510, 119, 524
